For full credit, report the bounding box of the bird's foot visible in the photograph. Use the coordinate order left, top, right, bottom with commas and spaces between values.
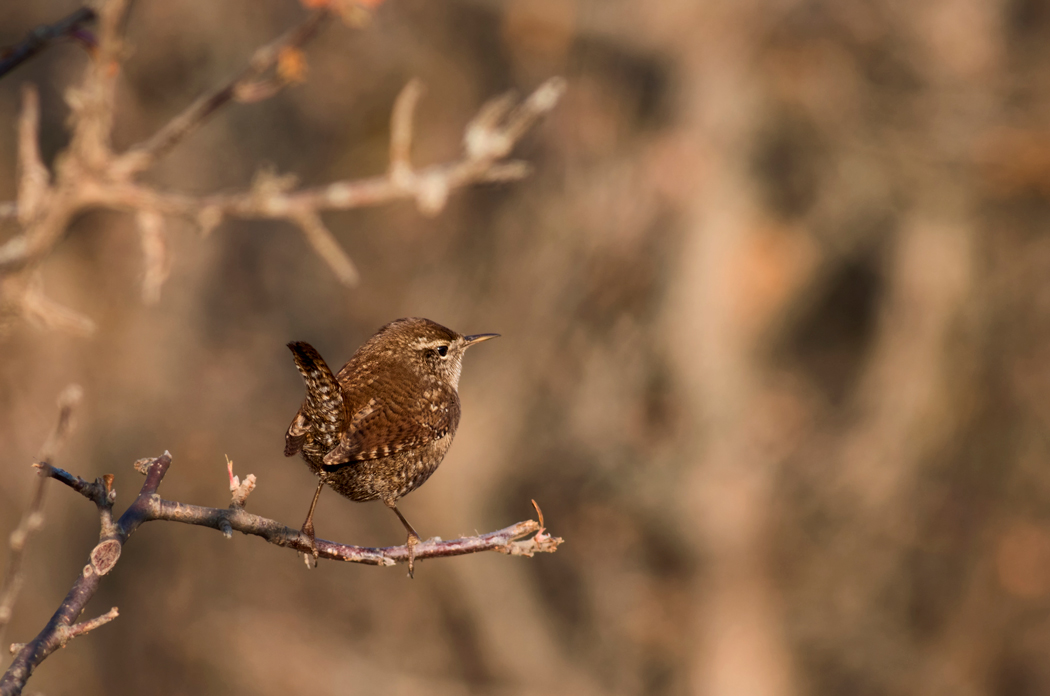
299, 522, 319, 569
406, 531, 421, 579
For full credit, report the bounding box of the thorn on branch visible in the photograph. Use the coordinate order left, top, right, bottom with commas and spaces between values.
290, 212, 360, 286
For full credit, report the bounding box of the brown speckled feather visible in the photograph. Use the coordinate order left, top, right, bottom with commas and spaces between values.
322, 321, 461, 468
285, 318, 490, 505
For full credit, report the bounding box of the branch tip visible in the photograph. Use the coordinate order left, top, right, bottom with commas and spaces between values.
531, 499, 545, 529
291, 212, 360, 286
390, 78, 425, 183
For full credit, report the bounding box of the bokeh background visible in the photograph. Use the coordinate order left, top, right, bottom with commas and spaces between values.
3, 0, 1050, 694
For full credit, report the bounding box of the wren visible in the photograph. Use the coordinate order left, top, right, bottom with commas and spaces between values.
285, 317, 498, 576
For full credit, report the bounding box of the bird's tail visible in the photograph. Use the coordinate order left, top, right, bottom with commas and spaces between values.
287, 342, 345, 452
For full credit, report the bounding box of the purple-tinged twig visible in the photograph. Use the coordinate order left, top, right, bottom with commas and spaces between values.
0, 7, 97, 80
0, 452, 561, 696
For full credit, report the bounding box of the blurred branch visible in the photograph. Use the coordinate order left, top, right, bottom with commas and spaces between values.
0, 452, 561, 695
0, 385, 82, 651
114, 10, 329, 175
0, 0, 563, 332
0, 7, 97, 80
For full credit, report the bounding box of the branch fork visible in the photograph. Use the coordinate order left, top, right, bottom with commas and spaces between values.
1, 445, 561, 695
0, 2, 564, 332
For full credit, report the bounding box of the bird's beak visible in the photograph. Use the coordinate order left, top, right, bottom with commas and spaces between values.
463, 333, 499, 347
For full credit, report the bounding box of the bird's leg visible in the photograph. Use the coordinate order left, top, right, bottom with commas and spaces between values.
386, 501, 422, 578
299, 480, 324, 568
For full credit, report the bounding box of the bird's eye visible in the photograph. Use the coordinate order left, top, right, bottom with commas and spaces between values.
436, 345, 449, 357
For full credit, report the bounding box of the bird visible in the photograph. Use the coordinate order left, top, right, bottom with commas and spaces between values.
284, 317, 498, 576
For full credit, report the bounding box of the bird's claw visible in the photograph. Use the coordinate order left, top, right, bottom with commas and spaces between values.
300, 524, 319, 569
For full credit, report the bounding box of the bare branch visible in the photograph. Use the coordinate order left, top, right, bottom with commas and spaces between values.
115, 10, 329, 176
150, 498, 558, 566
0, 7, 97, 80
0, 385, 82, 649
0, 451, 559, 694
0, 4, 562, 336
155, 78, 565, 220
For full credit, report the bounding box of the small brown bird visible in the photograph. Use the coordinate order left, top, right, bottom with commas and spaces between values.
285, 317, 498, 576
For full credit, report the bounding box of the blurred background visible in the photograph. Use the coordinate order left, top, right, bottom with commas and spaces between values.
2, 0, 1050, 694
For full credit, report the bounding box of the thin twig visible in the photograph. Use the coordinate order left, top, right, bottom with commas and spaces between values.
0, 452, 561, 695
0, 7, 97, 80
8, 607, 119, 656
115, 10, 329, 176
289, 211, 360, 285
0, 385, 82, 648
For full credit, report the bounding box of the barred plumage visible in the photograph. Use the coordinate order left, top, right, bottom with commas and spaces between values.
284, 317, 498, 576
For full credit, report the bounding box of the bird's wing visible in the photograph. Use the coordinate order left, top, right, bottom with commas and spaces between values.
321, 392, 460, 470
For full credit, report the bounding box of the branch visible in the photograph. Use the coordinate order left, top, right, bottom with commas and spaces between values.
0, 0, 563, 324
0, 7, 97, 80
0, 385, 82, 650
0, 453, 561, 695
66, 0, 132, 169
97, 78, 565, 228
151, 497, 559, 565
114, 10, 329, 176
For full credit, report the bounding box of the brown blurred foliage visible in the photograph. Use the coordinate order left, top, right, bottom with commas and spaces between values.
3, 0, 1050, 694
